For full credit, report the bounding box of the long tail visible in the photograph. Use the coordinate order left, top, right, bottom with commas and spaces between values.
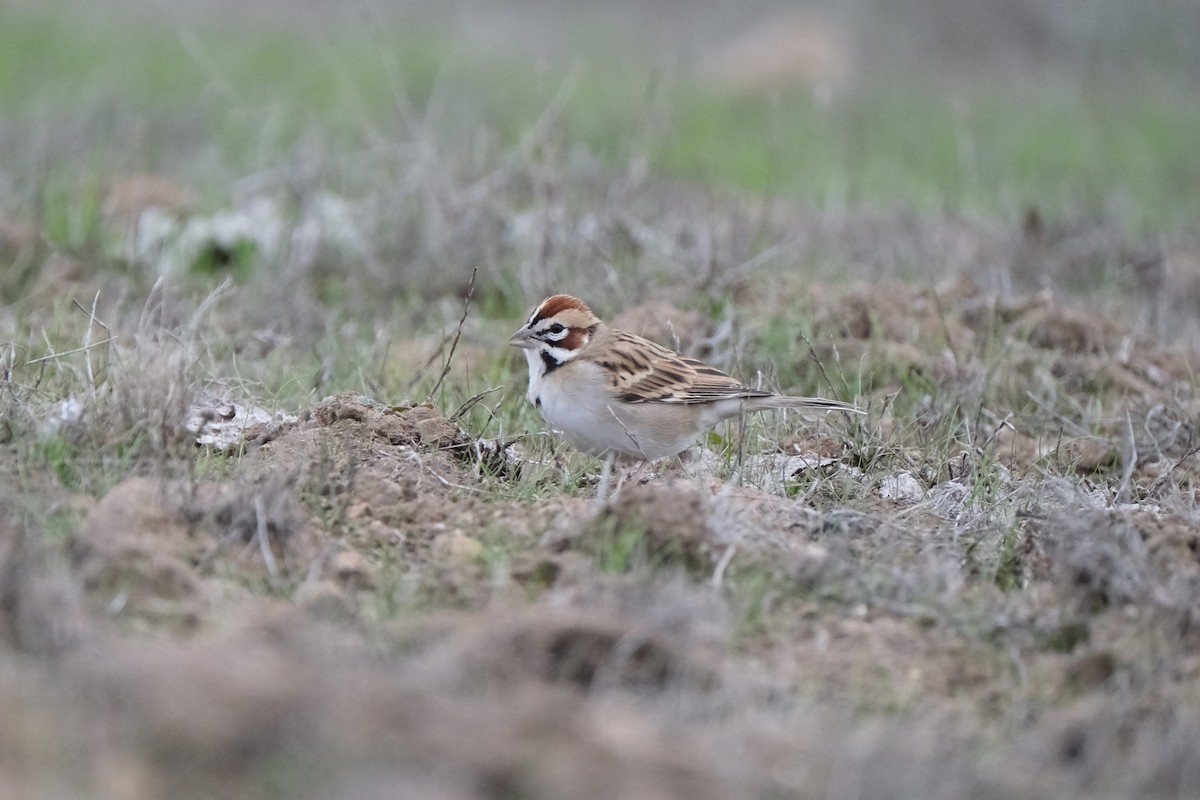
745, 395, 863, 414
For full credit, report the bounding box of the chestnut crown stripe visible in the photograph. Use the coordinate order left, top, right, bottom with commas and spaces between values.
531, 294, 593, 324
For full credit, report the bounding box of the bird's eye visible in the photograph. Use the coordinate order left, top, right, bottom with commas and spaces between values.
548, 323, 565, 334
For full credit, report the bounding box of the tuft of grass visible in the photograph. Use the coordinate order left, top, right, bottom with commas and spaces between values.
992, 520, 1026, 591
588, 514, 654, 575
32, 433, 82, 490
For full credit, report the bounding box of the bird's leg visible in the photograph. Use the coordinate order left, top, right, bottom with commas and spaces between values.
596, 451, 617, 503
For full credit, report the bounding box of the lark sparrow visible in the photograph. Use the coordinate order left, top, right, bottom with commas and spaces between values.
509, 294, 859, 464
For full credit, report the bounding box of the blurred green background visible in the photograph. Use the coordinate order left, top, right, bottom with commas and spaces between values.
3, 0, 1198, 238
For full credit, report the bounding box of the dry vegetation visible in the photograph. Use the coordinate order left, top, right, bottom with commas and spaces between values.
3, 2, 1200, 798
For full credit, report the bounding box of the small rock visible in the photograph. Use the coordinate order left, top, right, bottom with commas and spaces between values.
371, 414, 411, 444
431, 530, 483, 565
414, 416, 461, 449
74, 478, 205, 613
316, 395, 369, 424
928, 481, 968, 519
185, 390, 297, 451
879, 471, 924, 503
1063, 438, 1117, 474
790, 543, 829, 583
295, 580, 356, 622
751, 452, 844, 495
1064, 650, 1117, 690
102, 174, 196, 226
330, 549, 375, 591
365, 519, 404, 546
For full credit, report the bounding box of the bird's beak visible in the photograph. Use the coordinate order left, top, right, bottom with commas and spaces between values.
508, 325, 538, 350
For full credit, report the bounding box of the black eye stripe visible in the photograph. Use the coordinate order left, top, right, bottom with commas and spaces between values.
534, 321, 569, 342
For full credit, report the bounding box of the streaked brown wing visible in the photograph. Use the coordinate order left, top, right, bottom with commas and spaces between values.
590, 329, 771, 404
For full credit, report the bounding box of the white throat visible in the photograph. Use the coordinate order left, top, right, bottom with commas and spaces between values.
523, 348, 546, 403
523, 344, 578, 403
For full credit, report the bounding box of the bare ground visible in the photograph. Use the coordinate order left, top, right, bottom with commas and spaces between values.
3, 9, 1199, 782
4, 234, 1200, 796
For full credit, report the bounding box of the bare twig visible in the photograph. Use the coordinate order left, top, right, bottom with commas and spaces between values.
71, 296, 111, 332
795, 326, 839, 399
1147, 444, 1200, 497
927, 282, 961, 374
1023, 390, 1092, 438
427, 267, 477, 403
404, 333, 451, 392
607, 405, 649, 460
1, 340, 15, 381
25, 337, 116, 365
82, 291, 101, 396
711, 236, 798, 293
400, 448, 486, 494
710, 543, 738, 587
1115, 411, 1138, 505
254, 494, 280, 579
305, 543, 340, 585
450, 384, 504, 422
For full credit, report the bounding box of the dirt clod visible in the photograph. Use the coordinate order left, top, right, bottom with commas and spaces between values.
594, 482, 715, 570
329, 548, 376, 590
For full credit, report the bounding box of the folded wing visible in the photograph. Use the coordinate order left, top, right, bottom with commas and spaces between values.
590, 330, 772, 404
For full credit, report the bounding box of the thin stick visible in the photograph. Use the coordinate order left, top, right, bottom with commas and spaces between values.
927, 282, 960, 374
710, 544, 738, 588
712, 236, 797, 292
254, 494, 280, 579
1115, 412, 1137, 505
607, 405, 650, 461
450, 384, 504, 422
72, 297, 111, 332
1147, 444, 1200, 497
428, 267, 477, 403
402, 449, 486, 495
2, 340, 14, 381
25, 337, 116, 365
82, 291, 100, 396
795, 326, 840, 399
1023, 390, 1091, 438
404, 332, 450, 392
